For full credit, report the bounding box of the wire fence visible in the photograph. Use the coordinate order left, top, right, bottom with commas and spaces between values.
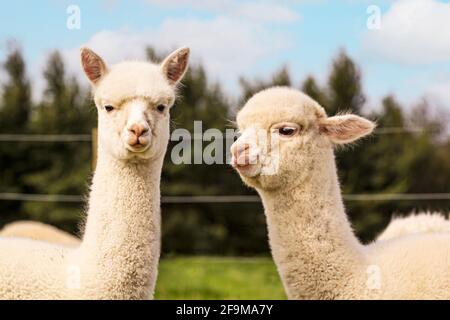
1, 193, 450, 203
0, 128, 448, 205
0, 134, 92, 142
0, 126, 438, 142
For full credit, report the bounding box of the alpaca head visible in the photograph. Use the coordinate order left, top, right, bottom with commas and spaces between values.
231, 87, 375, 191
80, 47, 190, 161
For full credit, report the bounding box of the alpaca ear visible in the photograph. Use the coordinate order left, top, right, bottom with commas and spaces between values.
80, 47, 108, 85
319, 114, 376, 144
161, 47, 190, 85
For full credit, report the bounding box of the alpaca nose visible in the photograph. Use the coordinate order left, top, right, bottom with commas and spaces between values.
231, 143, 250, 157
128, 123, 149, 138
231, 143, 251, 167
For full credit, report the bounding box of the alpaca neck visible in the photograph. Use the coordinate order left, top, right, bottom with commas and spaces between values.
79, 146, 163, 299
259, 150, 366, 299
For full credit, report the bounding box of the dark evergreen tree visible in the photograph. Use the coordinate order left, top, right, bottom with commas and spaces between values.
327, 50, 365, 115
0, 46, 33, 225
301, 75, 329, 108
22, 51, 95, 232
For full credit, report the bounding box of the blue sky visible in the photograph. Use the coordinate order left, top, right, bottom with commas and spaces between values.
1, 0, 450, 111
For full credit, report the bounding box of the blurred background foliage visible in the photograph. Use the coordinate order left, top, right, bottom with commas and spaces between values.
1, 44, 449, 256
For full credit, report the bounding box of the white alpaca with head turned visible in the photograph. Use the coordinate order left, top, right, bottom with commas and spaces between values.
0, 46, 190, 299
231, 86, 450, 299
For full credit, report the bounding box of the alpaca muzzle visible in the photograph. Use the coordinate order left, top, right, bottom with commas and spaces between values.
126, 123, 151, 149
230, 142, 260, 169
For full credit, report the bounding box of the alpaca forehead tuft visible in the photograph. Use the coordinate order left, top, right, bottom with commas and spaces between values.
237, 87, 326, 129
95, 61, 175, 105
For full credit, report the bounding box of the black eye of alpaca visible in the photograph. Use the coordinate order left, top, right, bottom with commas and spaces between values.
157, 105, 166, 113
104, 105, 114, 112
278, 126, 297, 136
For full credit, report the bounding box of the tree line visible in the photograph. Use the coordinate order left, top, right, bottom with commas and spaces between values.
0, 44, 449, 255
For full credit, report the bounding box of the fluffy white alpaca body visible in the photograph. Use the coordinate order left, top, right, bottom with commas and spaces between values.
0, 221, 80, 246
6, 212, 449, 248
0, 46, 189, 299
231, 87, 450, 299
377, 213, 450, 241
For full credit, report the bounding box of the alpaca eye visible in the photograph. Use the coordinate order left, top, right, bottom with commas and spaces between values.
104, 105, 114, 112
156, 105, 166, 113
278, 127, 298, 136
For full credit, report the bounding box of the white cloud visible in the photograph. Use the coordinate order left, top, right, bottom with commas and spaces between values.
144, 0, 300, 22
235, 2, 299, 22
43, 15, 292, 98
363, 0, 450, 64
425, 80, 450, 106
29, 1, 298, 100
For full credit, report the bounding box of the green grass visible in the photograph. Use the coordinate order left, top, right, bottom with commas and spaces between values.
155, 257, 286, 300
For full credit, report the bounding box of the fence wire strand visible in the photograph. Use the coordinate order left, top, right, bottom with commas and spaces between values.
0, 129, 448, 204
0, 193, 450, 203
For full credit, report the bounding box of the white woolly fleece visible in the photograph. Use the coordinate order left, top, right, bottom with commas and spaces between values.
377, 213, 450, 241
0, 221, 80, 246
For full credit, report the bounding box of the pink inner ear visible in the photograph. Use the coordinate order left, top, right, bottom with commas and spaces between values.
166, 51, 188, 83
320, 115, 375, 143
320, 118, 358, 141
81, 51, 104, 83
